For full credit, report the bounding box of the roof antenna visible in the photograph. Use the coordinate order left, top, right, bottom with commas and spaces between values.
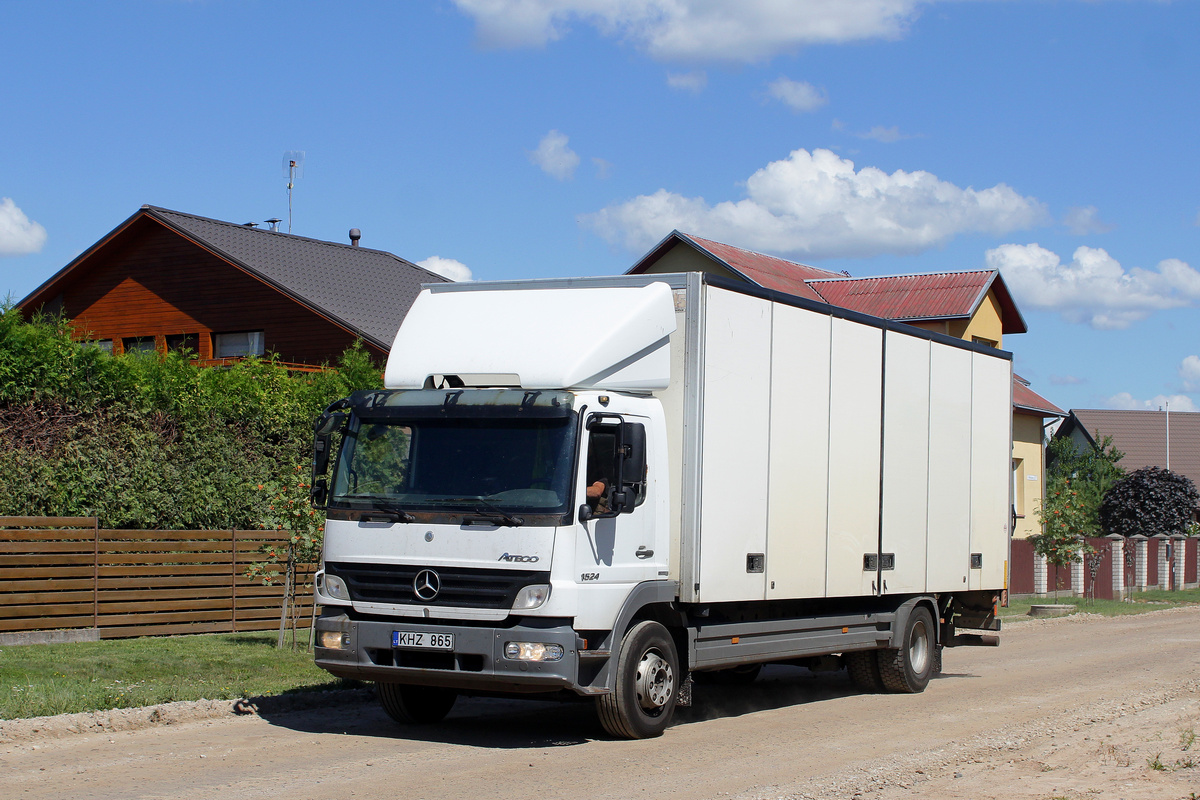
282, 151, 305, 233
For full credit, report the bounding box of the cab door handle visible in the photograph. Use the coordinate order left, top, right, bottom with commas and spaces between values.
636, 546, 654, 559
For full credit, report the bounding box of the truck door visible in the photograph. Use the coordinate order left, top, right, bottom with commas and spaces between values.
575, 413, 662, 585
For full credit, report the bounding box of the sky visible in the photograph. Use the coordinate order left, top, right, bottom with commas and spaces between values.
2, 0, 1198, 415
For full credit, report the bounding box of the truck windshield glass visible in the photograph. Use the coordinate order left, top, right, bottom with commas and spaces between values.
330, 416, 577, 514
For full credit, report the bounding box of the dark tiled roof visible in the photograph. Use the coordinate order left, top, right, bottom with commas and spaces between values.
1013, 374, 1064, 417
145, 206, 449, 349
1059, 409, 1200, 491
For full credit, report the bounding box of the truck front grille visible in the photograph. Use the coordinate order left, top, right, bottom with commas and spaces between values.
326, 561, 549, 609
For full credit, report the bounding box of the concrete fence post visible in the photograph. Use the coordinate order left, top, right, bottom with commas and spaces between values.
1132, 535, 1148, 591
1033, 553, 1048, 595
1154, 534, 1171, 590
1108, 534, 1124, 598
1172, 535, 1186, 591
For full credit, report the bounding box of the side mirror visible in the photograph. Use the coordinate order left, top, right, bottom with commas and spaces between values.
620, 422, 646, 484
578, 504, 593, 523
311, 411, 347, 506
311, 478, 329, 509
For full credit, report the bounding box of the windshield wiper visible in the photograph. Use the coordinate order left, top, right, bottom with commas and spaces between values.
349, 496, 416, 523
444, 497, 525, 527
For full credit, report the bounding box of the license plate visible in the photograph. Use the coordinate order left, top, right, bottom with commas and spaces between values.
392, 630, 454, 650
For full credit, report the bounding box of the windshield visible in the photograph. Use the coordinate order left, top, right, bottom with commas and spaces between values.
329, 415, 578, 517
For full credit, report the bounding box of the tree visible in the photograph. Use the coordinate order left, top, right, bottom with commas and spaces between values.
1099, 466, 1199, 538
1034, 435, 1125, 601
1045, 435, 1125, 534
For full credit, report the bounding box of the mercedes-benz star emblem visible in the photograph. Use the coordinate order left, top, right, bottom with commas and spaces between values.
413, 569, 440, 601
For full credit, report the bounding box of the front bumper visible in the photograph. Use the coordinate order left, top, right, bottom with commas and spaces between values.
314, 612, 588, 695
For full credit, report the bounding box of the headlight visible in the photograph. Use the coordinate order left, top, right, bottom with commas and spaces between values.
504, 642, 564, 662
318, 572, 351, 602
512, 584, 550, 609
318, 630, 350, 649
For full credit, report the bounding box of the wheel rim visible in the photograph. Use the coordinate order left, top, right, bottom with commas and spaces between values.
635, 648, 674, 712
909, 619, 930, 673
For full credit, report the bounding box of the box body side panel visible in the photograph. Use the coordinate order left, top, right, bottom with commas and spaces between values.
766, 305, 832, 599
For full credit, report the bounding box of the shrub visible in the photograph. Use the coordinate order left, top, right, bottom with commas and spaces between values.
0, 305, 381, 529
1099, 466, 1199, 538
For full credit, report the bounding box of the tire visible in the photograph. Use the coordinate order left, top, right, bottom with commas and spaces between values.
377, 682, 457, 725
877, 606, 935, 693
693, 663, 762, 685
596, 620, 679, 739
844, 650, 884, 692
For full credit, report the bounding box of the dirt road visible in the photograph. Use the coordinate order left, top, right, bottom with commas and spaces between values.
6, 608, 1200, 800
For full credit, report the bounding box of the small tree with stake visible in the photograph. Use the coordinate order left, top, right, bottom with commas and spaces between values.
1033, 476, 1094, 602
246, 464, 324, 649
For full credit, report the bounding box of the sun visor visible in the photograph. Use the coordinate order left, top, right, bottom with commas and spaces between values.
385, 282, 678, 391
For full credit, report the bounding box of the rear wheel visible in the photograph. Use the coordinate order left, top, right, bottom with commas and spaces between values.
596, 620, 679, 739
877, 606, 935, 693
377, 682, 457, 724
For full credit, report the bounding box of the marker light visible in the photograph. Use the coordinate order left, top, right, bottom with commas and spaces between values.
318, 573, 350, 602
504, 642, 565, 662
512, 584, 550, 609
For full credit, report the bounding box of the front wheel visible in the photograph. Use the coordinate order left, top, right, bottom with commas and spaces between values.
877, 606, 935, 693
377, 682, 457, 724
596, 620, 679, 739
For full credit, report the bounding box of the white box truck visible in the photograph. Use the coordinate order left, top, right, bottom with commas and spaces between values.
310, 273, 1010, 738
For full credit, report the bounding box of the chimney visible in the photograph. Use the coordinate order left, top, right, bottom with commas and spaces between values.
349, 228, 361, 247
266, 218, 282, 232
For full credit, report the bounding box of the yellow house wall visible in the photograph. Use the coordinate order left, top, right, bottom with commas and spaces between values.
1011, 414, 1045, 540
960, 291, 1005, 348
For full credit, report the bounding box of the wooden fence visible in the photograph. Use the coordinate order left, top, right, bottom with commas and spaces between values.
0, 517, 314, 639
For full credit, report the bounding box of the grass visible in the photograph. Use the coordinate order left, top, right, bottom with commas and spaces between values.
0, 632, 358, 720
1000, 587, 1200, 621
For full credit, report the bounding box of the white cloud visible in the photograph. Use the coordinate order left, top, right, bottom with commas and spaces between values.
528, 130, 580, 180
857, 125, 910, 143
986, 243, 1200, 329
452, 0, 926, 62
1049, 374, 1085, 386
418, 256, 473, 282
1105, 392, 1198, 413
582, 147, 1046, 259
667, 70, 707, 92
592, 157, 612, 179
767, 77, 827, 113
1180, 355, 1200, 393
0, 198, 47, 256
1063, 205, 1115, 235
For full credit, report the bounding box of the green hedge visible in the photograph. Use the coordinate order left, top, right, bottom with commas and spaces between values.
0, 306, 380, 529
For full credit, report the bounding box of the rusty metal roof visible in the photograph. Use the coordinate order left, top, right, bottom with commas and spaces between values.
1058, 409, 1200, 491
626, 230, 843, 302
807, 271, 1027, 334
1013, 374, 1064, 418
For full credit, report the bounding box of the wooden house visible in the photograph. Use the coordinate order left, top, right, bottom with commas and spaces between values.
17, 205, 450, 366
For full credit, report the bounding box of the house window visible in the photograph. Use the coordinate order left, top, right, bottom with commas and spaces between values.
213, 331, 265, 358
972, 336, 998, 348
80, 339, 113, 354
165, 333, 200, 355
123, 337, 157, 355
